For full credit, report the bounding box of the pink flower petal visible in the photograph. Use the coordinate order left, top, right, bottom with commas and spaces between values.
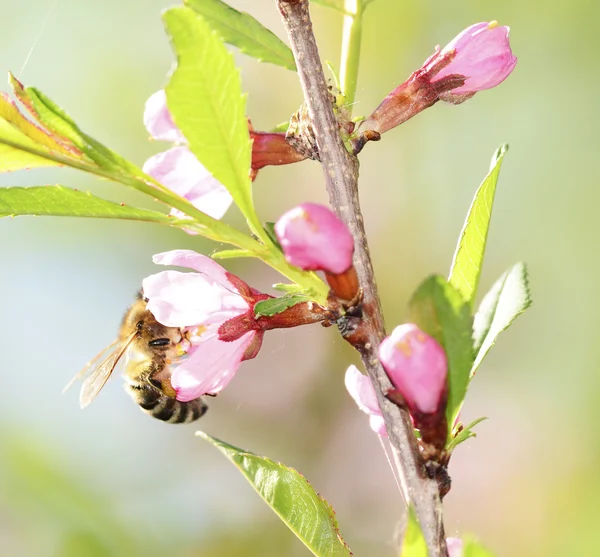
345, 365, 387, 436
144, 89, 185, 143
143, 146, 232, 220
434, 22, 517, 94
152, 250, 233, 286
446, 538, 464, 557
172, 329, 255, 401
142, 270, 248, 328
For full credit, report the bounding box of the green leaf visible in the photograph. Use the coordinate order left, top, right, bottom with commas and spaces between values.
463, 537, 496, 557
163, 7, 262, 239
254, 293, 310, 317
197, 432, 352, 557
0, 186, 172, 223
399, 508, 427, 557
184, 0, 296, 70
211, 249, 256, 260
408, 276, 474, 431
273, 283, 306, 293
263, 222, 282, 250
447, 417, 487, 451
472, 262, 532, 375
448, 145, 508, 308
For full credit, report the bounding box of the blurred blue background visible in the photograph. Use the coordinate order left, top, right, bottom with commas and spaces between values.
1, 0, 597, 555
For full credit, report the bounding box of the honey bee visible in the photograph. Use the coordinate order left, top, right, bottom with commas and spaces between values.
65, 294, 208, 423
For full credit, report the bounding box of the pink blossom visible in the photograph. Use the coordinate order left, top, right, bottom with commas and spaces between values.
142, 249, 265, 402
345, 365, 387, 436
432, 21, 517, 97
378, 324, 447, 414
446, 538, 464, 557
275, 203, 354, 274
143, 90, 232, 220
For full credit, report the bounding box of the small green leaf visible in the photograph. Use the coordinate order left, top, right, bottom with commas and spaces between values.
263, 222, 282, 250
408, 276, 474, 431
197, 432, 352, 557
472, 262, 531, 375
463, 537, 496, 557
185, 0, 296, 70
164, 7, 263, 239
0, 186, 172, 223
254, 293, 310, 317
447, 417, 487, 451
448, 145, 508, 308
399, 508, 427, 557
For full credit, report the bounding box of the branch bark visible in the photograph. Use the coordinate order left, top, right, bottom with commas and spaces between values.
276, 1, 447, 555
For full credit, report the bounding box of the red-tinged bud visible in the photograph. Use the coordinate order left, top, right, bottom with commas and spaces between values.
379, 324, 447, 415
248, 120, 308, 181
275, 203, 359, 301
354, 21, 516, 151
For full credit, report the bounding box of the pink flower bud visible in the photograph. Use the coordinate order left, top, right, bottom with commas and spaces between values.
275, 203, 354, 275
354, 21, 516, 149
433, 21, 517, 101
446, 538, 464, 557
378, 324, 447, 414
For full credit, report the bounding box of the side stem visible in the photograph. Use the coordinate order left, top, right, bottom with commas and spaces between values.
339, 0, 363, 110
276, 1, 447, 555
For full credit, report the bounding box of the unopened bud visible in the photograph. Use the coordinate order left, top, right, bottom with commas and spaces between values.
379, 324, 447, 415
354, 21, 516, 151
446, 538, 464, 557
275, 203, 354, 274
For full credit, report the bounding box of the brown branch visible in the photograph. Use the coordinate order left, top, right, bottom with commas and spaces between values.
276, 1, 448, 555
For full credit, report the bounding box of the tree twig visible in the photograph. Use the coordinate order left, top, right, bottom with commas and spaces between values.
276, 1, 447, 555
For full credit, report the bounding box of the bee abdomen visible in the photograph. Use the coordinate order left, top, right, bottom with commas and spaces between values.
125, 382, 208, 424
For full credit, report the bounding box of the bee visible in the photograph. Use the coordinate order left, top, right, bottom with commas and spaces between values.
65, 295, 208, 424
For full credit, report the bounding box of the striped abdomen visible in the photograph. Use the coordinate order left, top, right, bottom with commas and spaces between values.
125, 381, 208, 424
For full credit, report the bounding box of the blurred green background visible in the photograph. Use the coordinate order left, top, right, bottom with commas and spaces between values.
0, 0, 596, 555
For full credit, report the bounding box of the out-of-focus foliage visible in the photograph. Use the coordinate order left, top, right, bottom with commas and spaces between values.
0, 1, 597, 556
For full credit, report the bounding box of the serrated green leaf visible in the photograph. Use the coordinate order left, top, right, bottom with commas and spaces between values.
449, 145, 508, 308
447, 417, 487, 451
185, 0, 296, 70
9, 74, 149, 182
399, 508, 427, 557
163, 7, 263, 240
0, 186, 172, 223
463, 537, 496, 557
408, 276, 474, 432
197, 432, 352, 557
472, 262, 531, 375
254, 293, 310, 317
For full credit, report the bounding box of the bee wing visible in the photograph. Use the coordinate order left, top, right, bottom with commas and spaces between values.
63, 339, 121, 394
79, 333, 138, 408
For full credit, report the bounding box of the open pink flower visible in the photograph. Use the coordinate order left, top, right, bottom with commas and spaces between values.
379, 324, 447, 414
143, 90, 233, 220
345, 365, 387, 436
142, 249, 266, 402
